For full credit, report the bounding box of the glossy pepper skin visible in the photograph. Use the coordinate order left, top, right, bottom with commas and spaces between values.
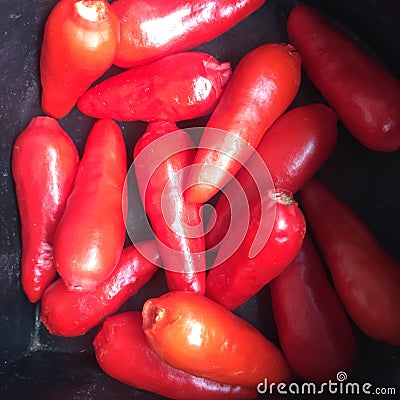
93, 311, 258, 400
41, 241, 159, 337
185, 43, 301, 203
134, 122, 206, 294
270, 236, 356, 383
12, 117, 79, 302
54, 119, 126, 290
206, 103, 338, 250
77, 52, 231, 122
300, 180, 400, 345
111, 0, 266, 68
40, 0, 119, 119
206, 191, 306, 310
287, 5, 400, 152
142, 291, 293, 387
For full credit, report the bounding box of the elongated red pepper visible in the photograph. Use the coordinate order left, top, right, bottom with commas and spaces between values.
93, 311, 258, 400
133, 122, 206, 293
12, 117, 79, 302
300, 180, 400, 345
41, 241, 159, 337
270, 236, 356, 383
206, 190, 306, 310
54, 119, 126, 290
111, 0, 266, 68
185, 43, 301, 204
77, 52, 231, 122
142, 291, 293, 387
206, 103, 338, 250
40, 0, 119, 119
287, 5, 400, 152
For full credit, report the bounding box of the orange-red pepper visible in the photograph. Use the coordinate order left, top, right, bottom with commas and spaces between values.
40, 0, 119, 118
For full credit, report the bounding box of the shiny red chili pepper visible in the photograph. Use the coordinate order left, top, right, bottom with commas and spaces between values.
12, 117, 79, 303
93, 311, 258, 400
54, 119, 126, 290
142, 291, 293, 387
287, 5, 400, 152
134, 122, 206, 294
206, 190, 306, 310
300, 179, 400, 345
40, 0, 119, 119
185, 43, 301, 204
41, 241, 159, 337
270, 236, 356, 383
111, 0, 266, 68
206, 103, 338, 250
77, 52, 231, 122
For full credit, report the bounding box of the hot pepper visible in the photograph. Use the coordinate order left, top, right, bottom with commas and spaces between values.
206, 190, 306, 310
142, 291, 293, 387
300, 179, 400, 345
270, 236, 356, 383
111, 0, 266, 68
206, 103, 338, 250
287, 5, 400, 152
40, 0, 119, 119
12, 117, 79, 302
93, 311, 258, 400
54, 119, 126, 290
185, 43, 301, 204
133, 122, 206, 294
77, 52, 231, 122
41, 241, 160, 337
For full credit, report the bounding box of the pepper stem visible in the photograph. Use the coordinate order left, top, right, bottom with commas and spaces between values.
268, 189, 295, 206
75, 0, 106, 22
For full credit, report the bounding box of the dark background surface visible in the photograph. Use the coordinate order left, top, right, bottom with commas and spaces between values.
1, 0, 399, 398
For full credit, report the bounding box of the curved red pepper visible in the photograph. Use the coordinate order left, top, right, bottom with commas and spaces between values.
206, 103, 338, 250
111, 0, 266, 68
206, 190, 306, 310
41, 241, 159, 337
54, 119, 126, 290
12, 117, 79, 302
270, 236, 356, 383
142, 291, 293, 387
300, 179, 400, 345
93, 311, 258, 399
134, 122, 206, 294
77, 52, 231, 122
287, 5, 400, 152
40, 0, 119, 119
185, 43, 301, 204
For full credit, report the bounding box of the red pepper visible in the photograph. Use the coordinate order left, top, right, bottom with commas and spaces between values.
77, 52, 231, 122
206, 103, 338, 250
185, 43, 301, 204
142, 291, 293, 387
93, 311, 258, 400
54, 119, 126, 290
133, 122, 206, 294
40, 0, 119, 119
111, 0, 266, 68
270, 236, 356, 383
40, 241, 160, 337
206, 190, 306, 310
287, 5, 400, 152
12, 117, 79, 302
300, 179, 400, 345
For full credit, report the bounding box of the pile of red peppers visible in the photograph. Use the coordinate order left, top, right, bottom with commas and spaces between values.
11, 1, 400, 399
